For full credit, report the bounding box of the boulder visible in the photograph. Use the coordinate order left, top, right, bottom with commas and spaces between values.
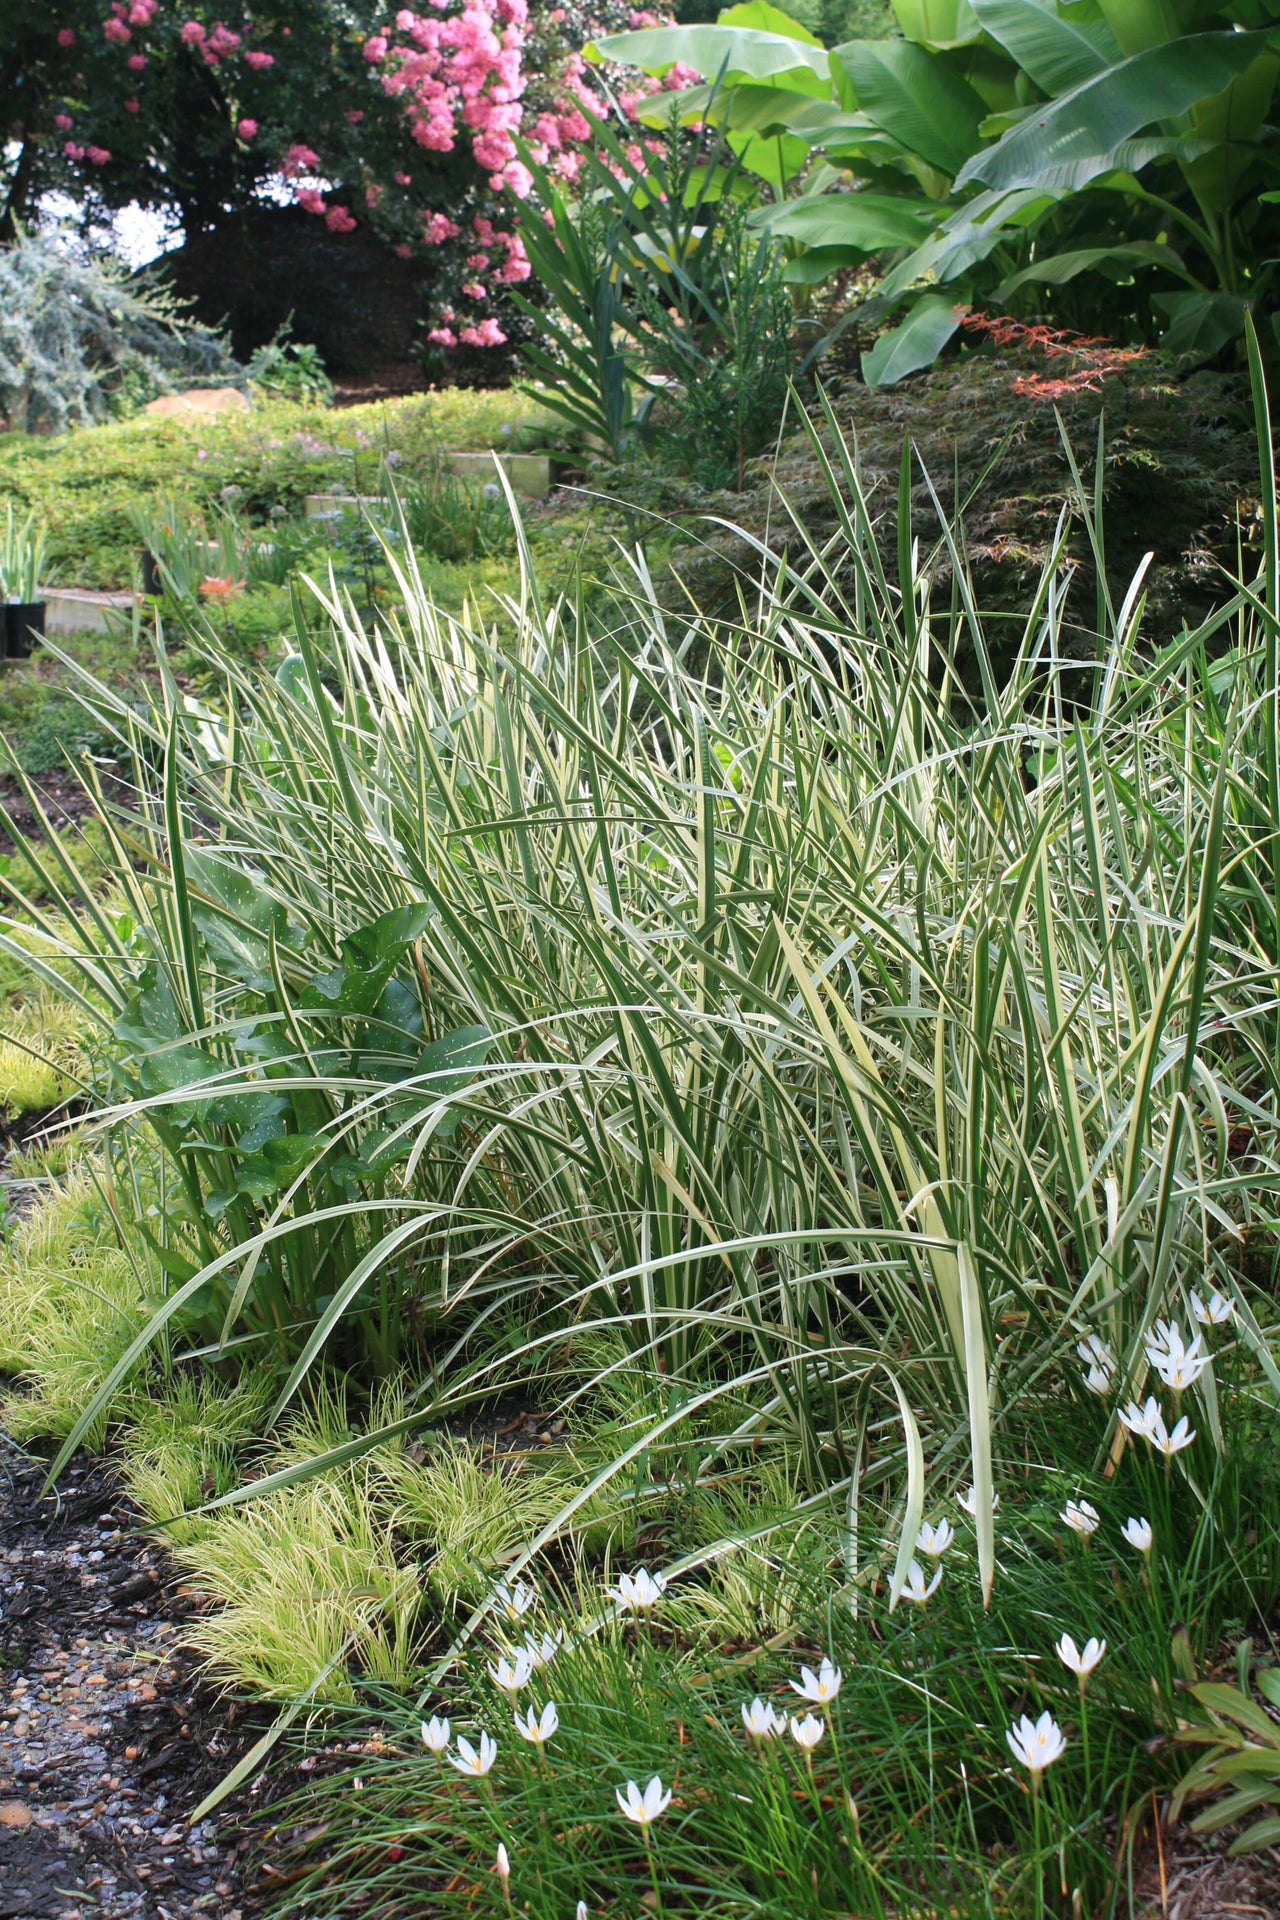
142, 387, 250, 419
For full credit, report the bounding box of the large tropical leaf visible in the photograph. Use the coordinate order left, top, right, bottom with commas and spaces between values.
968, 0, 1122, 93
756, 190, 939, 250
862, 293, 966, 386
839, 39, 987, 173
876, 187, 1055, 297
889, 0, 983, 49
1153, 288, 1249, 356
717, 0, 824, 44
994, 237, 1193, 296
587, 24, 832, 92
955, 29, 1272, 191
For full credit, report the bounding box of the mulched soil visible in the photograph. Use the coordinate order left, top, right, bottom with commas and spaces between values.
1131, 1831, 1280, 1918
0, 1437, 273, 1920
0, 771, 129, 858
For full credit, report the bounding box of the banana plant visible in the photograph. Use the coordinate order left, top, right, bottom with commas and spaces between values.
591, 0, 1280, 382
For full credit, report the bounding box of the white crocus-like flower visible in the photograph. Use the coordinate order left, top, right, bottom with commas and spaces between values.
421, 1714, 450, 1753
1083, 1363, 1112, 1396
576, 1906, 589, 1920
790, 1713, 826, 1751
615, 1776, 673, 1828
1007, 1711, 1067, 1775
493, 1580, 536, 1623
526, 1629, 564, 1669
957, 1487, 999, 1518
1122, 1515, 1154, 1554
916, 1519, 955, 1558
1119, 1397, 1195, 1456
790, 1657, 842, 1706
741, 1696, 786, 1739
496, 1843, 511, 1885
1061, 1499, 1100, 1536
1145, 1320, 1211, 1391
1145, 1318, 1177, 1358
1076, 1334, 1114, 1375
449, 1731, 497, 1777
1151, 1410, 1196, 1456
1117, 1397, 1158, 1442
1191, 1289, 1233, 1326
489, 1648, 536, 1694
1056, 1633, 1106, 1679
607, 1568, 669, 1612
514, 1700, 559, 1746
900, 1558, 943, 1604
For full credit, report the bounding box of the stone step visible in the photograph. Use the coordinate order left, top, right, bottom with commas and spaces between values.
42, 590, 135, 636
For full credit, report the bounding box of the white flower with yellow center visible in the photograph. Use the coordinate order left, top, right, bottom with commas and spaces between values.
1007, 1711, 1066, 1775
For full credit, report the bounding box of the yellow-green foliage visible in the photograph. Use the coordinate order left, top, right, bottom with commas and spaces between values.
121, 1372, 273, 1546
172, 1475, 420, 1701
382, 1434, 583, 1605
0, 1166, 149, 1444
0, 391, 562, 588
0, 991, 91, 1118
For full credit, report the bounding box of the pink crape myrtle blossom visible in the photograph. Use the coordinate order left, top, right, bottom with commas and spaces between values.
422, 210, 461, 242
72, 0, 672, 352
281, 143, 321, 177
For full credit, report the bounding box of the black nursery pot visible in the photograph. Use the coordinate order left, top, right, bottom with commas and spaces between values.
4, 602, 46, 659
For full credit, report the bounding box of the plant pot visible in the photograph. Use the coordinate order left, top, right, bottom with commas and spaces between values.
4, 601, 45, 659
139, 548, 163, 597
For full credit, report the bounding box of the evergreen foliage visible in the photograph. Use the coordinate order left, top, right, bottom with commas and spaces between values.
0, 229, 239, 433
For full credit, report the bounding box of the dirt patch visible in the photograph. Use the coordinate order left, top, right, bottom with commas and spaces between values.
0, 770, 127, 856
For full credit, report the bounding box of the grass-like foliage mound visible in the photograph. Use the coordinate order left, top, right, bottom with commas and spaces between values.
2, 344, 1279, 1913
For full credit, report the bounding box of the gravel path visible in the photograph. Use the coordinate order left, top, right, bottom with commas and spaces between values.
0, 1439, 265, 1920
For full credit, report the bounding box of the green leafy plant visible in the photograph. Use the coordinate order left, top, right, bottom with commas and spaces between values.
247, 330, 335, 407
632, 198, 795, 487
1172, 1650, 1280, 1853
510, 177, 646, 460
512, 94, 795, 469
0, 504, 47, 604
594, 0, 1280, 380
398, 465, 518, 565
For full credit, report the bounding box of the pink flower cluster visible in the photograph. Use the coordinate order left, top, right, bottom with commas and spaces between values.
365, 3, 531, 194
63, 0, 672, 352
81, 2, 281, 167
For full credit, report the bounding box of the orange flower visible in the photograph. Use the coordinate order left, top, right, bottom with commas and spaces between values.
198, 575, 245, 601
